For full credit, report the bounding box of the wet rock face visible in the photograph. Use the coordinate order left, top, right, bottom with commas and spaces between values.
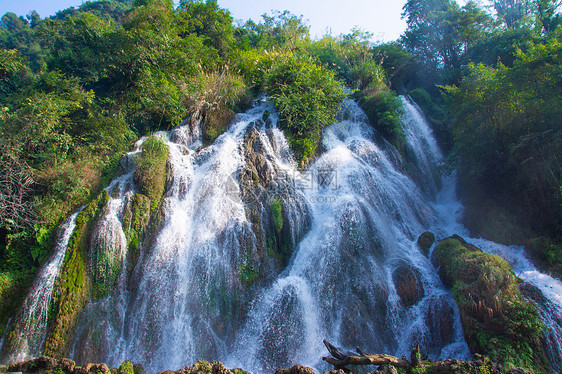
239, 122, 311, 277
417, 231, 435, 256
423, 296, 455, 351
392, 264, 425, 307
242, 122, 275, 189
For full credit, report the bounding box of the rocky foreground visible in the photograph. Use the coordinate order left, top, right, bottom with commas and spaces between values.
0, 354, 535, 374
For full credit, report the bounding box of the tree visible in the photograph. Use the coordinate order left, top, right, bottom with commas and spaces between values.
492, 0, 533, 28
534, 0, 562, 33
443, 39, 562, 239
234, 11, 309, 51
265, 54, 345, 162
178, 0, 235, 58
401, 0, 493, 83
0, 145, 35, 232
1, 13, 28, 32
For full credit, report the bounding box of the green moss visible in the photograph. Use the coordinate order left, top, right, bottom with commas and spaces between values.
251, 172, 259, 185
134, 136, 169, 212
436, 235, 548, 373
270, 197, 283, 233
0, 269, 34, 337
123, 193, 151, 255
43, 191, 107, 358
239, 250, 258, 286
91, 245, 123, 299
118, 361, 134, 374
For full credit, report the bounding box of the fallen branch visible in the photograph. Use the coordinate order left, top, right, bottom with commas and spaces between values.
322, 340, 412, 370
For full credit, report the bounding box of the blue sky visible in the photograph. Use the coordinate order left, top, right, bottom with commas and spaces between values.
0, 0, 411, 42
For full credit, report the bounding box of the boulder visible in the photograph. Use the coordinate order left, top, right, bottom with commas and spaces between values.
374, 365, 398, 374
417, 232, 435, 256
392, 264, 424, 307
275, 365, 315, 374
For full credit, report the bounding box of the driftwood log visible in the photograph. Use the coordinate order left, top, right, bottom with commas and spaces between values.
322, 340, 414, 370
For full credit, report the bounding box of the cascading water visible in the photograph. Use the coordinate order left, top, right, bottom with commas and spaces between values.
5, 95, 562, 374
225, 99, 472, 373
0, 208, 82, 362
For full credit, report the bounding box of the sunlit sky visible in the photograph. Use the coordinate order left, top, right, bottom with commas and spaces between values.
0, 0, 469, 42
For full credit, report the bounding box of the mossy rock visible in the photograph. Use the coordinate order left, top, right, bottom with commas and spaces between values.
417, 231, 435, 256
118, 360, 134, 374
436, 235, 549, 373
271, 197, 283, 233
134, 136, 169, 212
0, 269, 34, 339
203, 106, 236, 144
43, 191, 107, 358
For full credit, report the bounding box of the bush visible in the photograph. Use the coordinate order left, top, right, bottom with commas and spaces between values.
359, 90, 404, 149
264, 54, 346, 163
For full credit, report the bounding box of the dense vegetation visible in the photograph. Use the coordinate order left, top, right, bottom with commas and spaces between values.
393, 0, 562, 276
0, 0, 561, 370
0, 0, 403, 338
437, 235, 547, 372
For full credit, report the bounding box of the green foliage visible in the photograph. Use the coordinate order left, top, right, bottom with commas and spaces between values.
234, 11, 309, 52
118, 361, 134, 374
264, 54, 345, 163
527, 237, 562, 277
270, 197, 283, 233
44, 190, 107, 357
436, 236, 548, 373
177, 0, 234, 58
359, 90, 405, 149
401, 0, 494, 84
442, 39, 562, 243
0, 49, 31, 99
371, 41, 415, 89
134, 136, 169, 210
239, 250, 258, 286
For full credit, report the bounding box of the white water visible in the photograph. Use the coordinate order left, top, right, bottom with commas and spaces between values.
1, 208, 82, 362
225, 99, 472, 373
5, 96, 562, 373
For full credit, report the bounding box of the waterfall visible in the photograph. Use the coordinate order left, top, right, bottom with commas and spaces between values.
225, 99, 469, 373
1, 208, 82, 362
5, 95, 562, 374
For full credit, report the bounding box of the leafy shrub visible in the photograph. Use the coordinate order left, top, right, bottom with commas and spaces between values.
264, 54, 345, 163
359, 90, 404, 149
